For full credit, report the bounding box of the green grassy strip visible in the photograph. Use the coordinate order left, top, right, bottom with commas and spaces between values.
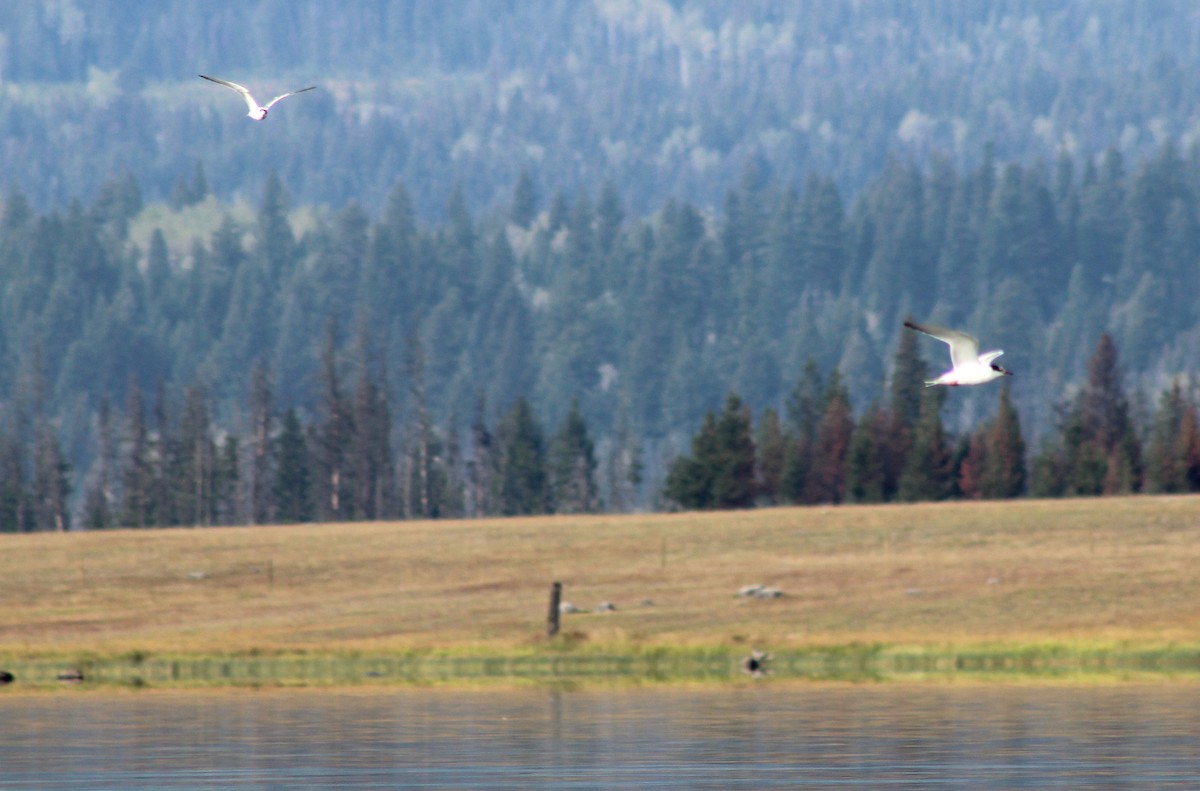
5, 642, 1200, 690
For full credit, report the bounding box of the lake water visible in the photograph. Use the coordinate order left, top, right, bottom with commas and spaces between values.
3, 684, 1200, 788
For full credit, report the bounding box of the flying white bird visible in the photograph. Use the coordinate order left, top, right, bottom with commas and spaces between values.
199, 75, 316, 121
903, 320, 1013, 387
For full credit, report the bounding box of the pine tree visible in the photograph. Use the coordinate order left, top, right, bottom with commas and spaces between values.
1077, 147, 1127, 292
846, 404, 890, 503
898, 389, 955, 502
1033, 334, 1140, 498
709, 394, 757, 509
800, 174, 847, 294
120, 377, 152, 527
495, 397, 549, 516
404, 331, 436, 519
1180, 403, 1200, 491
246, 360, 274, 524
465, 392, 494, 517
957, 427, 989, 500
806, 373, 855, 504
0, 432, 29, 533
313, 321, 354, 521
664, 393, 757, 510
351, 329, 393, 520
32, 422, 70, 532
1146, 381, 1187, 493
665, 414, 715, 511
755, 407, 786, 505
886, 324, 929, 499
1082, 333, 1142, 493
891, 324, 928, 432
780, 359, 823, 503
979, 384, 1026, 498
175, 385, 215, 526
273, 407, 313, 524
214, 434, 239, 526
83, 397, 116, 529
548, 398, 599, 514
510, 169, 537, 229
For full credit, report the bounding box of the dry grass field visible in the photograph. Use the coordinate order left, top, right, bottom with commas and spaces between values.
3, 496, 1200, 672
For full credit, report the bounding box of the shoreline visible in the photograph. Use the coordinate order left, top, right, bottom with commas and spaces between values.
6, 640, 1200, 691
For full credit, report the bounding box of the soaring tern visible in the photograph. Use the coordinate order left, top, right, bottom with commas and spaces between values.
199, 75, 316, 121
903, 320, 1013, 387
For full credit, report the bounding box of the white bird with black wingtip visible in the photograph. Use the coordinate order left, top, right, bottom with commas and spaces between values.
199, 75, 316, 121
903, 320, 1013, 387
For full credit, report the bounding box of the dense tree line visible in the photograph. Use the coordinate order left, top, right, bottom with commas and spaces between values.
2, 353, 613, 531
2, 319, 1193, 531
664, 331, 1185, 511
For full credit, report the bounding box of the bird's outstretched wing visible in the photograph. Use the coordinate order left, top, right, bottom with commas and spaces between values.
199, 74, 260, 113
264, 86, 317, 110
903, 320, 981, 368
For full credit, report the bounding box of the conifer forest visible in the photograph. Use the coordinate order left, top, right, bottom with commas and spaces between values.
5, 1, 1200, 529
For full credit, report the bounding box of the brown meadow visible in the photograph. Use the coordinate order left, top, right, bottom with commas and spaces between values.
3, 496, 1200, 668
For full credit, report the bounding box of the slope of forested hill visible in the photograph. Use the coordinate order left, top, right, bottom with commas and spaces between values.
3, 1, 1200, 218
5, 1, 1200, 523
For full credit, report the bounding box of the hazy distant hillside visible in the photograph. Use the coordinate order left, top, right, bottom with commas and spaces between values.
4, 1, 1200, 217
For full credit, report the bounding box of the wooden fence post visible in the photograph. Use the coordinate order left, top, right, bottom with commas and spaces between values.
547, 581, 562, 637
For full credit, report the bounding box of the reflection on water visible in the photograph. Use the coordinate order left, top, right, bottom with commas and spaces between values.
3, 684, 1200, 788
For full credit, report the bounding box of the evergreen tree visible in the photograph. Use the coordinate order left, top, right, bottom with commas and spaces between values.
467, 391, 495, 517
664, 393, 756, 510
119, 377, 152, 527
755, 407, 786, 505
1082, 333, 1142, 493
664, 412, 719, 511
494, 397, 549, 516
845, 404, 890, 503
274, 407, 313, 523
862, 161, 930, 319
595, 179, 625, 257
780, 359, 824, 503
175, 385, 216, 526
510, 168, 538, 229
548, 398, 599, 514
979, 384, 1026, 498
709, 394, 757, 509
1180, 403, 1200, 491
312, 321, 354, 520
32, 422, 70, 532
351, 329, 393, 520
404, 331, 437, 519
0, 432, 30, 533
898, 389, 955, 502
246, 360, 274, 524
800, 174, 847, 294
957, 426, 989, 500
1076, 147, 1127, 292
886, 324, 929, 499
805, 373, 855, 504
935, 183, 979, 326
1145, 381, 1185, 493
214, 434, 239, 526
83, 397, 116, 529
